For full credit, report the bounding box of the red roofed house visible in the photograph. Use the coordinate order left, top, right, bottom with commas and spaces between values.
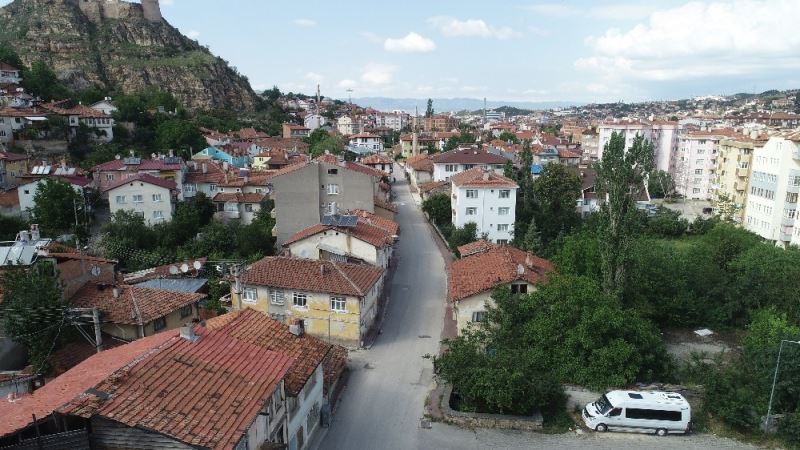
104, 173, 178, 225
283, 123, 311, 139
447, 245, 554, 334
41, 102, 114, 143
232, 256, 385, 348
0, 150, 29, 189
405, 154, 434, 190
0, 62, 21, 84
360, 153, 394, 174
451, 168, 518, 245
0, 327, 294, 450
348, 133, 384, 154
93, 156, 184, 199
284, 216, 397, 268
206, 309, 348, 450
431, 147, 509, 182
213, 192, 265, 224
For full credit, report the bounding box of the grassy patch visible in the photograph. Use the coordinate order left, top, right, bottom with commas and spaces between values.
109, 50, 215, 69
541, 410, 576, 434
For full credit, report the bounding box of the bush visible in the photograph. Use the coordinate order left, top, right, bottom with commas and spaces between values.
779, 413, 800, 447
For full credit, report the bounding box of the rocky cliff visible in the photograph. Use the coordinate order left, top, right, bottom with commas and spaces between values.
0, 0, 260, 112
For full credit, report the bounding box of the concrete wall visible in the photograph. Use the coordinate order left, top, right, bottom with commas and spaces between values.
287, 365, 323, 450
273, 164, 323, 246
287, 231, 386, 268
108, 182, 173, 225
18, 179, 83, 216
433, 163, 504, 182
453, 283, 533, 334
101, 303, 197, 341
452, 185, 516, 243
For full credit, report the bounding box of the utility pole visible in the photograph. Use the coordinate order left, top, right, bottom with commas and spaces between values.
92, 307, 103, 352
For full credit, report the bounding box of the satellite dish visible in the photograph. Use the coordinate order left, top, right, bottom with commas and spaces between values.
193, 260, 202, 270
169, 265, 180, 275
180, 263, 189, 273
90, 265, 101, 277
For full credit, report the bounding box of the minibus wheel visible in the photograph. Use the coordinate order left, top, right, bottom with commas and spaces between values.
656, 428, 668, 437
595, 424, 607, 432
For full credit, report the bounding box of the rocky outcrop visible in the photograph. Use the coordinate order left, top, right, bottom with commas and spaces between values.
0, 0, 260, 111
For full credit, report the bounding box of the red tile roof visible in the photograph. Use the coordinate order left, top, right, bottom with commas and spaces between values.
50, 335, 126, 376
102, 173, 177, 193
447, 246, 554, 301
361, 154, 394, 165
205, 309, 347, 396
41, 103, 110, 119
349, 209, 400, 236
69, 283, 206, 325
0, 332, 175, 439
123, 258, 208, 283
58, 330, 293, 450
316, 155, 387, 178
418, 180, 449, 195
406, 155, 434, 173
450, 167, 518, 189
0, 62, 19, 71
0, 150, 28, 162
431, 148, 508, 165
457, 239, 496, 258
558, 149, 581, 159
212, 192, 265, 203
374, 196, 398, 213
241, 256, 384, 298
268, 161, 311, 179
93, 158, 182, 172
285, 220, 394, 248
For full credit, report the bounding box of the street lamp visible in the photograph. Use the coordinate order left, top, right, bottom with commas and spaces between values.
765, 339, 800, 433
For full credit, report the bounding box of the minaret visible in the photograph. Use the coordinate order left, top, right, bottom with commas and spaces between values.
142, 0, 162, 22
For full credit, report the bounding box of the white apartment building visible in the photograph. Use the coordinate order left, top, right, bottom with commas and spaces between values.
743, 134, 800, 247
348, 133, 384, 153
431, 147, 508, 182
374, 113, 408, 131
105, 174, 177, 225
451, 168, 518, 244
597, 120, 680, 171
672, 130, 731, 200
337, 116, 360, 136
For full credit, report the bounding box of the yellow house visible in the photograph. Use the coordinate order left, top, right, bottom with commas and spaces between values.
231, 256, 384, 348
447, 244, 554, 334
714, 134, 763, 223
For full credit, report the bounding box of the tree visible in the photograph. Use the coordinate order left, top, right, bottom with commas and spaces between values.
0, 215, 28, 241
155, 119, 205, 155
531, 163, 581, 244
22, 61, 71, 101
595, 132, 655, 295
425, 98, 434, 118
0, 45, 24, 71
443, 131, 476, 152
307, 130, 344, 157
31, 179, 87, 238
715, 192, 739, 223
647, 170, 675, 199
449, 223, 478, 254
497, 131, 519, 144
1, 263, 66, 373
422, 194, 451, 226
503, 160, 514, 179
522, 218, 543, 254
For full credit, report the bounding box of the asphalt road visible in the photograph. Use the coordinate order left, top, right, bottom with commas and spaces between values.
315, 170, 758, 450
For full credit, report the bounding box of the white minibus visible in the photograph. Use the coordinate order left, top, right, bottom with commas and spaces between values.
582, 390, 691, 436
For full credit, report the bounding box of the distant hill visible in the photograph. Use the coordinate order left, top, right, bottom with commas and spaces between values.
350, 97, 579, 113
0, 0, 260, 111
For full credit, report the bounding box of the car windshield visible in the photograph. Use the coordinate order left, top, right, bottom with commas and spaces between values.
595, 394, 613, 415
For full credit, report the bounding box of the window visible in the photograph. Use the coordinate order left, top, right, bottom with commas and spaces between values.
496, 239, 509, 245
106, 174, 114, 181
153, 210, 164, 220
498, 207, 510, 216
511, 283, 528, 294
327, 168, 338, 175
134, 211, 145, 218
625, 408, 682, 421
23, 190, 29, 195
692, 188, 701, 194
153, 316, 167, 332
115, 195, 126, 204
242, 288, 258, 304
471, 311, 487, 322
209, 184, 217, 192
270, 289, 285, 305
327, 184, 340, 195
445, 164, 456, 172
133, 194, 143, 203
245, 203, 253, 212
331, 297, 346, 312
497, 224, 509, 232
694, 169, 703, 175
180, 304, 192, 318
293, 292, 308, 309
787, 192, 798, 203
499, 190, 510, 199
465, 207, 477, 215
152, 193, 162, 202
465, 189, 478, 198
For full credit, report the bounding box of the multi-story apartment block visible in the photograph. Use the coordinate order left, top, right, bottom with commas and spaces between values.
671, 130, 736, 200
743, 134, 800, 247
714, 135, 760, 223
450, 168, 517, 245
597, 119, 680, 171
423, 114, 459, 132
431, 147, 508, 182
374, 112, 408, 131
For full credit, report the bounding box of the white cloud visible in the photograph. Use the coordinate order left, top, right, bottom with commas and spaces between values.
293, 18, 316, 27
186, 30, 200, 40
428, 16, 520, 40
304, 72, 324, 84
523, 3, 656, 20
160, 0, 174, 6
361, 63, 396, 85
338, 79, 357, 89
383, 32, 436, 53
577, 0, 800, 81
523, 4, 578, 17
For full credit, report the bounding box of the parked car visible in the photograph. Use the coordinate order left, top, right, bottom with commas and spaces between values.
582, 390, 692, 436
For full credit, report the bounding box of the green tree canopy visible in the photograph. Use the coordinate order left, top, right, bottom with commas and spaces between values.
425, 98, 434, 117
23, 61, 71, 101
31, 179, 86, 238
497, 131, 519, 144
449, 222, 478, 255
647, 170, 675, 199
422, 193, 451, 226
531, 163, 581, 245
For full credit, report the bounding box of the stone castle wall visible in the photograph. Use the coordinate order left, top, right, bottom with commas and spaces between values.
69, 0, 160, 23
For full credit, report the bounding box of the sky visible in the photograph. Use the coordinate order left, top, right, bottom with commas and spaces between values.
4, 0, 800, 104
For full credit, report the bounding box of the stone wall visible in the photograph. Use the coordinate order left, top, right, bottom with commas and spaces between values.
440, 385, 543, 431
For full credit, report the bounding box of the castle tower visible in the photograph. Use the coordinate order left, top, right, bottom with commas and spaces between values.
141, 0, 162, 22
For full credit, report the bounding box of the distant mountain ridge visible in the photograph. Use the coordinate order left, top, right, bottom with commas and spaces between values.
0, 0, 260, 111
350, 97, 580, 113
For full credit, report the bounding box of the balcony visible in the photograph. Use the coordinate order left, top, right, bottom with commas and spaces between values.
736, 167, 749, 177
780, 226, 794, 242
781, 216, 796, 227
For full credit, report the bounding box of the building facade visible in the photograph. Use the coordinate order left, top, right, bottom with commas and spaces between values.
105, 174, 177, 225
450, 168, 517, 244
714, 136, 758, 223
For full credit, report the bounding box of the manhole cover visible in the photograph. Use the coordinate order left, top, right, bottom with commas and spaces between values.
418, 335, 432, 339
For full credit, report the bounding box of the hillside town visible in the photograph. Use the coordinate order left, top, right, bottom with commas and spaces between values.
1, 0, 800, 449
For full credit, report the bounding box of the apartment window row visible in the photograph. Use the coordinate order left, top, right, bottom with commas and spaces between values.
788, 192, 799, 204
752, 171, 778, 184
784, 208, 797, 220
754, 156, 781, 167
749, 201, 773, 215
750, 186, 775, 200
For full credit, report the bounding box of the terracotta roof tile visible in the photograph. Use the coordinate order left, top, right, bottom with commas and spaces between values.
450, 167, 518, 188
205, 309, 347, 396
349, 209, 400, 236
447, 246, 554, 301
285, 220, 394, 248
361, 154, 394, 165
374, 196, 398, 213
123, 258, 208, 283
316, 155, 387, 178
212, 192, 265, 203
69, 283, 206, 325
418, 180, 449, 195
0, 151, 28, 161
431, 148, 508, 165
241, 257, 384, 298
457, 239, 496, 258
93, 158, 183, 172
406, 155, 434, 172
57, 330, 293, 450
102, 173, 177, 193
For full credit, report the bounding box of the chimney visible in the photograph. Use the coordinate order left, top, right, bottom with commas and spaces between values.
483, 171, 490, 181
526, 254, 534, 268
112, 286, 121, 299
202, 162, 208, 174
180, 324, 199, 342
320, 264, 327, 275
289, 318, 305, 336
